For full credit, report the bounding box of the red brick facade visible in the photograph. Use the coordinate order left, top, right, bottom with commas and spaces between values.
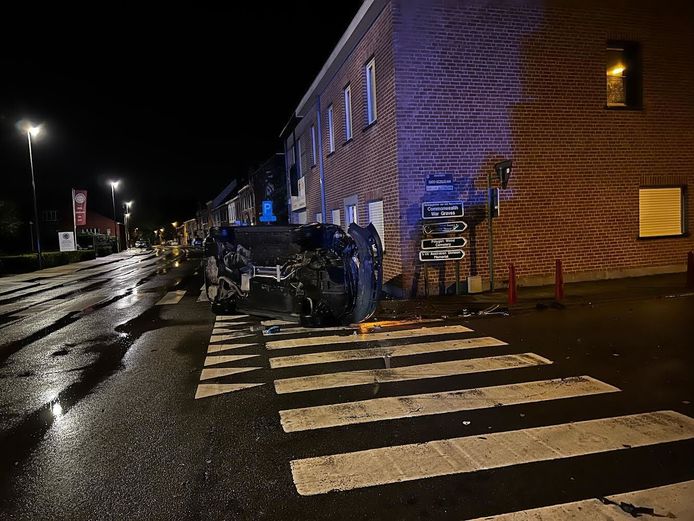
287, 0, 694, 296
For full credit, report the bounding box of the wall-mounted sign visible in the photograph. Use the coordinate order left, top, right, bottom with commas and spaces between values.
419, 249, 465, 262
422, 201, 464, 219
58, 232, 76, 252
421, 237, 468, 250
425, 173, 454, 192
422, 221, 468, 235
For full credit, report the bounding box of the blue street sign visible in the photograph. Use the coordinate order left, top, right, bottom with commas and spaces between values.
425, 173, 454, 192
259, 200, 277, 223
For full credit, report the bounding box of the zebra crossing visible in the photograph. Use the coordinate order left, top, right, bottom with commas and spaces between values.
255, 318, 694, 514
188, 311, 692, 516
194, 314, 266, 399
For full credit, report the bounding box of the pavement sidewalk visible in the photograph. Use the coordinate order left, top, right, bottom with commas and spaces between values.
376, 272, 693, 319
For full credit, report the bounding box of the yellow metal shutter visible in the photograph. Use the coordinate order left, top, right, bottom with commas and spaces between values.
639, 188, 683, 237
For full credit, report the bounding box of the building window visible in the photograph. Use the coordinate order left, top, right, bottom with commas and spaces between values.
42, 210, 57, 222
344, 84, 353, 140
327, 104, 335, 153
315, 212, 323, 223
639, 187, 685, 238
606, 42, 641, 108
296, 137, 302, 177
310, 125, 317, 166
331, 208, 341, 227
346, 204, 358, 225
366, 58, 377, 124
368, 200, 385, 251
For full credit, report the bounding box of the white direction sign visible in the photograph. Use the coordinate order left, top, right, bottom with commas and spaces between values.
422, 221, 468, 235
421, 237, 468, 250
422, 201, 464, 219
419, 249, 465, 262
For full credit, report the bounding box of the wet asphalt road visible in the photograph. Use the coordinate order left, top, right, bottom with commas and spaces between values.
0, 250, 692, 520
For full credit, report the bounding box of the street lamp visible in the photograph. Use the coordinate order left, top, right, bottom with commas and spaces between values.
18, 120, 43, 269
124, 201, 133, 248
109, 180, 120, 252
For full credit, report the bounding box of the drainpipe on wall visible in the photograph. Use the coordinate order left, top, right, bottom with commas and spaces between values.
283, 131, 292, 223
316, 95, 327, 219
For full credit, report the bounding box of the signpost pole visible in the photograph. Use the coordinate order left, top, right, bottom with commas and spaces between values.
487, 170, 494, 292
424, 264, 429, 297
456, 260, 461, 295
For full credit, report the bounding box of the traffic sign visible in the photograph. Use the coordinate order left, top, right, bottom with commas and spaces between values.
422, 221, 468, 235
421, 237, 468, 250
422, 201, 464, 219
425, 173, 454, 192
419, 249, 465, 262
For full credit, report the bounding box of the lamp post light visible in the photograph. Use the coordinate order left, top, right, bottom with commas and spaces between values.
109, 180, 120, 252
124, 201, 133, 249
19, 121, 43, 269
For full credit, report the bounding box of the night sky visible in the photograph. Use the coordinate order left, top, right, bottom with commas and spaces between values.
1, 4, 361, 232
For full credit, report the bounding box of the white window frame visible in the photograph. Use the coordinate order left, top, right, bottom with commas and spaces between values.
310, 125, 316, 166
344, 84, 353, 140
315, 212, 323, 223
327, 104, 335, 153
346, 204, 358, 225
366, 58, 377, 124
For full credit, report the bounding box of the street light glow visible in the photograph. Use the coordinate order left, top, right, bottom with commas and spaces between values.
172, 221, 178, 227
126, 201, 133, 208
110, 180, 120, 189
17, 119, 44, 137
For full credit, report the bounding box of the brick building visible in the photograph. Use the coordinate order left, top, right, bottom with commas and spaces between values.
283, 0, 694, 297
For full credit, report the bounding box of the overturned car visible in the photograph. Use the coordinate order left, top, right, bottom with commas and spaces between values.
203, 223, 383, 325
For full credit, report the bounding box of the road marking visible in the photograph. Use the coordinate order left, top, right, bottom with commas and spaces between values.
204, 354, 259, 366
155, 290, 186, 305
468, 480, 694, 520
210, 332, 255, 342
263, 325, 354, 337
197, 291, 208, 303
279, 376, 619, 432
261, 319, 299, 326
269, 336, 507, 369
215, 315, 249, 321
207, 343, 258, 354
274, 353, 551, 394
266, 325, 474, 350
200, 367, 261, 380
200, 284, 205, 291
212, 323, 251, 333
195, 383, 264, 399
352, 318, 443, 330
290, 410, 694, 496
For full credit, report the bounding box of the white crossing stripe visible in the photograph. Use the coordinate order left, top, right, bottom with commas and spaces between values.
212, 324, 250, 334
210, 332, 254, 342
200, 284, 205, 291
156, 290, 186, 305
200, 367, 261, 380
274, 353, 551, 394
269, 336, 507, 369
215, 315, 249, 321
207, 343, 257, 353
290, 410, 694, 496
263, 325, 354, 337
196, 291, 208, 303
204, 354, 259, 366
266, 325, 474, 350
468, 480, 694, 520
279, 376, 619, 432
261, 319, 299, 326
195, 383, 264, 399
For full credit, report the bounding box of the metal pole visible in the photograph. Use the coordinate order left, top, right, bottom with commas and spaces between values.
456, 260, 461, 295
488, 170, 494, 292
111, 185, 120, 252
71, 188, 78, 250
125, 212, 129, 249
27, 133, 43, 269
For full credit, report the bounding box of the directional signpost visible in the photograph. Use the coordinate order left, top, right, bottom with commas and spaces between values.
422, 201, 464, 219
421, 236, 468, 250
422, 221, 468, 235
419, 249, 465, 262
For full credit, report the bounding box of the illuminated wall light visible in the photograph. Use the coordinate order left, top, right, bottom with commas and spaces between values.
607, 65, 625, 76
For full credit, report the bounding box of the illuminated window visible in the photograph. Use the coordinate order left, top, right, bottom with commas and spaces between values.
606, 42, 641, 108
346, 204, 358, 225
639, 187, 685, 238
327, 104, 335, 153
344, 84, 353, 140
366, 58, 377, 124
331, 208, 341, 226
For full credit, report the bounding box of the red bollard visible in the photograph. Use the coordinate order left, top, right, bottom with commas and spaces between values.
508, 263, 517, 305
555, 259, 564, 301
687, 251, 694, 289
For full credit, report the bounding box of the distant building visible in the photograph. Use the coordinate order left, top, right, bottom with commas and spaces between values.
282, 0, 694, 296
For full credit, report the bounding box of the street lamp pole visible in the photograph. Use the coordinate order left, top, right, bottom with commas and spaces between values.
125, 201, 133, 249
26, 128, 43, 269
110, 181, 120, 252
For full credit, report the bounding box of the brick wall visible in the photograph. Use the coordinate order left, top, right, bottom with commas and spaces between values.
393, 0, 694, 295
